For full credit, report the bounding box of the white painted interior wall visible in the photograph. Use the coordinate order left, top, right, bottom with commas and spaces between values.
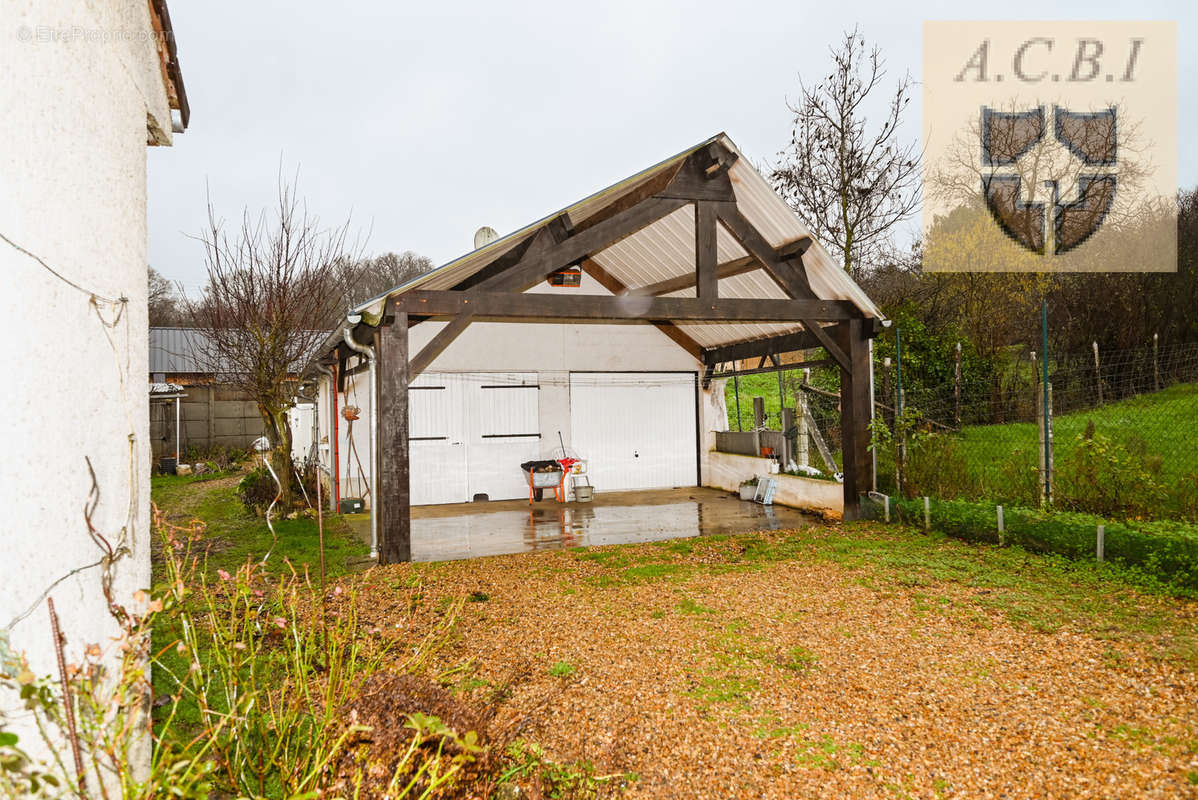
0, 0, 176, 774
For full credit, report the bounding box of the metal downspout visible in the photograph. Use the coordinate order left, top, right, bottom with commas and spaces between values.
313, 363, 336, 513
342, 321, 379, 560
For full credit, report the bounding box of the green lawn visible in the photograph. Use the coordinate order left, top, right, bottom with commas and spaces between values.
151, 471, 370, 581
959, 381, 1198, 480
724, 372, 1198, 517
930, 382, 1198, 513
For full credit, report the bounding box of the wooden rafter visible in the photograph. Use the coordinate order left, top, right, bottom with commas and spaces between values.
701, 329, 826, 365
471, 196, 690, 293
409, 312, 473, 378
469, 146, 739, 296
580, 259, 703, 359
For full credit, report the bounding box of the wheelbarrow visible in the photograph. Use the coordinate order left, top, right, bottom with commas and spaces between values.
520, 459, 565, 504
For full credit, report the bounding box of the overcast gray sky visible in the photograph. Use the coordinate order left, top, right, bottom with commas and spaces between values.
148, 0, 1194, 292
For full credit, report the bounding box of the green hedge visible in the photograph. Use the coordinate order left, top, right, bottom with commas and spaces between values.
872, 497, 1198, 591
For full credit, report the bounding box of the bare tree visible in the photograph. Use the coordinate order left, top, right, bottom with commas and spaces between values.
148, 265, 183, 326
185, 173, 361, 508
771, 29, 920, 278
337, 250, 434, 309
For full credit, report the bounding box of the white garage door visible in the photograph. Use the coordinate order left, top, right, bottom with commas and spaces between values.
569, 372, 698, 492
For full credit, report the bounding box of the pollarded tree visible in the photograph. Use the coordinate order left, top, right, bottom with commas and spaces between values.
772, 29, 920, 278
186, 172, 360, 509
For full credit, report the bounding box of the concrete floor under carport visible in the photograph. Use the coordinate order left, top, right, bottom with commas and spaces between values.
345, 487, 818, 562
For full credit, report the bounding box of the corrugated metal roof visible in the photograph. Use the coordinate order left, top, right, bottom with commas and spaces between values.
149, 382, 187, 397
149, 327, 208, 374
348, 133, 883, 353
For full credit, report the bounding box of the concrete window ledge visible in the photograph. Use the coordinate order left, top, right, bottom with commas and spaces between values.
705, 450, 843, 520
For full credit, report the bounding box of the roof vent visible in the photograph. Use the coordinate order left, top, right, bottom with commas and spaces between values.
474, 226, 499, 250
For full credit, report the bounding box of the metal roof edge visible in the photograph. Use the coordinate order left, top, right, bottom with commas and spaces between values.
351, 133, 727, 318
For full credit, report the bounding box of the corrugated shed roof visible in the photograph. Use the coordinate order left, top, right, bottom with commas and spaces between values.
149, 327, 209, 374
342, 133, 882, 356
149, 382, 186, 397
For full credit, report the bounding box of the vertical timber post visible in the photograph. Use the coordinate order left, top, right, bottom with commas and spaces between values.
838, 318, 871, 520
378, 302, 411, 563
1092, 341, 1103, 406
695, 201, 718, 300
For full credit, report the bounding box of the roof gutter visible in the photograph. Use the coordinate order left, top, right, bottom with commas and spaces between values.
150, 0, 190, 130
341, 318, 378, 560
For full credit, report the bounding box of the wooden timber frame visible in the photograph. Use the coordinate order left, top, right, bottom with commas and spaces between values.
368, 141, 880, 563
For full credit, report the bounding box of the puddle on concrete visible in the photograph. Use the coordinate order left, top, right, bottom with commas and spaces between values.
411, 495, 813, 562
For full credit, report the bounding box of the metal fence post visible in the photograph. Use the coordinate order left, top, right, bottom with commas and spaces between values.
795, 392, 809, 468
895, 327, 906, 494
781, 407, 795, 469
1041, 301, 1052, 507
1046, 381, 1054, 505
1153, 332, 1160, 391
953, 341, 962, 428
997, 504, 1005, 546
734, 374, 742, 432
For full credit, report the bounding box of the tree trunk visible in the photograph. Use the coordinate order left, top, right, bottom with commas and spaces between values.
262, 405, 294, 510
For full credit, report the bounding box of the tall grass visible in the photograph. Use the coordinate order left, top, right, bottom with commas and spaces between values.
0, 510, 473, 799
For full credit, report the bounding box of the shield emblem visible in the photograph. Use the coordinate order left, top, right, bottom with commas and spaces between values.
981, 106, 1117, 255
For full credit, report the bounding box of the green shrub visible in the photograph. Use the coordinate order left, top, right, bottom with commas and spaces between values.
903, 434, 983, 500
1055, 431, 1167, 519
889, 497, 1198, 591
183, 443, 248, 471
236, 466, 278, 514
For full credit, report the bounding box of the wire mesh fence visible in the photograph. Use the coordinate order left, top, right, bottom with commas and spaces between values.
721, 338, 1198, 521
874, 339, 1198, 521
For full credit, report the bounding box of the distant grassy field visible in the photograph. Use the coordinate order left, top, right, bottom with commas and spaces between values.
959, 381, 1198, 480
724, 374, 1198, 517
887, 383, 1198, 516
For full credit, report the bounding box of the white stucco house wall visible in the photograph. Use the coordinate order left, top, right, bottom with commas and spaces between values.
0, 0, 188, 777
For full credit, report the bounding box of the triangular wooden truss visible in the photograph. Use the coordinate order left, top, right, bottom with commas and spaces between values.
344, 141, 879, 563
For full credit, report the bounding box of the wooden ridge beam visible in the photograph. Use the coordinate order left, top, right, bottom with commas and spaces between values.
395, 290, 861, 323
580, 259, 703, 359
657, 147, 737, 202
